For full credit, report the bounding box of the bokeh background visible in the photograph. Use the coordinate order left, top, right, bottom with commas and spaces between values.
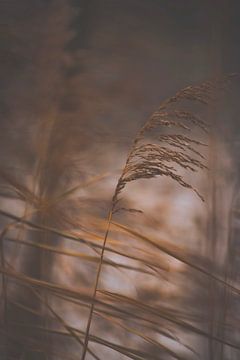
1, 1, 240, 359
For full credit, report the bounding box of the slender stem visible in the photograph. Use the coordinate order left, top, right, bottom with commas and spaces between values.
81, 208, 113, 360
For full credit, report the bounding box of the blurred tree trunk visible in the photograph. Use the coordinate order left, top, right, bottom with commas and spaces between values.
0, 1, 77, 358
206, 1, 232, 359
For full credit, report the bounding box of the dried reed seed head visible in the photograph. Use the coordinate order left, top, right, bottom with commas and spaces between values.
112, 76, 239, 208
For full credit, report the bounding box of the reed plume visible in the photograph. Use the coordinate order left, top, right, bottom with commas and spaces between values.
80, 76, 237, 359
0, 64, 238, 358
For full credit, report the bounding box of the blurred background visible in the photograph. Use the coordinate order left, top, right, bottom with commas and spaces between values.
1, 1, 240, 359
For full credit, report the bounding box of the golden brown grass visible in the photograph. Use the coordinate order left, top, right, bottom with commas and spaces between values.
0, 75, 239, 360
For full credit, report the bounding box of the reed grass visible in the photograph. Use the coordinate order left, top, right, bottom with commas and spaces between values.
0, 74, 239, 360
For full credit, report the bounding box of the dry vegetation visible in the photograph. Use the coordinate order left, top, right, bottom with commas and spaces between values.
1, 1, 240, 359
1, 71, 240, 360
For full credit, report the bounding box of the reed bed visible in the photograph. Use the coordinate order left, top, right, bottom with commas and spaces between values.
1, 71, 240, 360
